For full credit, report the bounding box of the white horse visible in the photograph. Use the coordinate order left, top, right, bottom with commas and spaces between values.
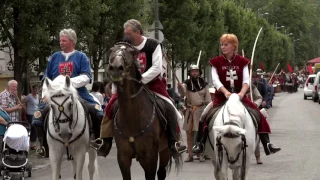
206, 94, 256, 180
43, 75, 98, 180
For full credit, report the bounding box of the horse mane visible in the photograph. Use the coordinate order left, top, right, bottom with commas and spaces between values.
43, 76, 79, 102
226, 94, 245, 122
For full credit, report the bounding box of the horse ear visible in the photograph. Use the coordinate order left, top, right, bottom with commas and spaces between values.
45, 78, 52, 90
65, 76, 71, 88
213, 126, 228, 134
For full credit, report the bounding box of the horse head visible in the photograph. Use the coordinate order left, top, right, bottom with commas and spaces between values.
107, 42, 141, 85
44, 75, 79, 142
213, 94, 247, 163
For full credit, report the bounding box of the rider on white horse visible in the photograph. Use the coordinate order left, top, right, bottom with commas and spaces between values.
193, 33, 281, 156
33, 29, 103, 144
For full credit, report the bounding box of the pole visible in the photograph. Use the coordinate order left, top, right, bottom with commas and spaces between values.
250, 27, 263, 101
155, 0, 159, 40
196, 50, 202, 67
268, 63, 280, 84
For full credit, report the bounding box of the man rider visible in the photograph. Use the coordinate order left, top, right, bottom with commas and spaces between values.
91, 19, 187, 157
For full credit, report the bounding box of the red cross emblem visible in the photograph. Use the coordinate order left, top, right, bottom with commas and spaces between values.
137, 52, 147, 73
59, 62, 73, 77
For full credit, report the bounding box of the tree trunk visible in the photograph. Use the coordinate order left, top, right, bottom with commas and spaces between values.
13, 6, 23, 97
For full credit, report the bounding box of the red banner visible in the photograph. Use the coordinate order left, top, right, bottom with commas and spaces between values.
287, 63, 293, 73
308, 64, 313, 74
259, 62, 264, 71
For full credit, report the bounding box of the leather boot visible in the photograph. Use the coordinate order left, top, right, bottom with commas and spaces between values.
165, 105, 186, 157
192, 122, 208, 155
259, 133, 281, 155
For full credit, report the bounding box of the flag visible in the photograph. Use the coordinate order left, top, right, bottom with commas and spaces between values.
259, 62, 264, 71
308, 64, 313, 74
287, 63, 293, 73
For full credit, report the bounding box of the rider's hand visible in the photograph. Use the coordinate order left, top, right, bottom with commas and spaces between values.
237, 92, 244, 99
224, 91, 231, 99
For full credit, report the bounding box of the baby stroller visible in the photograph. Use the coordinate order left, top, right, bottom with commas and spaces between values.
0, 121, 32, 180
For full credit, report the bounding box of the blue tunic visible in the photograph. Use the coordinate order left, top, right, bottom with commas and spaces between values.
44, 51, 96, 104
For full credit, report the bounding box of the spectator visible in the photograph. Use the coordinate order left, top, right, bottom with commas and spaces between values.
0, 107, 11, 157
0, 80, 23, 122
91, 81, 104, 105
22, 84, 39, 150
167, 84, 180, 104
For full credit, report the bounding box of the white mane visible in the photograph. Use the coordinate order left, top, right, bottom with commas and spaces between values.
43, 75, 79, 102
226, 94, 245, 123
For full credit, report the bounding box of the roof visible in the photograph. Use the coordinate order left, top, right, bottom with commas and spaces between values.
308, 57, 320, 64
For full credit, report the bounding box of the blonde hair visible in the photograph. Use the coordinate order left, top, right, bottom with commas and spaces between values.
220, 34, 238, 53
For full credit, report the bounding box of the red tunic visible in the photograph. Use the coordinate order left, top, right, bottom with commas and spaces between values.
209, 55, 271, 133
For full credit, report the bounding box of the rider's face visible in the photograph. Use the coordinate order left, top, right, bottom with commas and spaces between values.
124, 26, 141, 46
220, 41, 235, 56
60, 36, 74, 52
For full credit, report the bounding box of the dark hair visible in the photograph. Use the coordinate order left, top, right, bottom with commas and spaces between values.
167, 84, 172, 89
92, 81, 101, 92
32, 84, 39, 89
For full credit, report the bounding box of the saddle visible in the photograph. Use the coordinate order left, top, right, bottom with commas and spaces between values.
111, 91, 169, 130
206, 103, 259, 131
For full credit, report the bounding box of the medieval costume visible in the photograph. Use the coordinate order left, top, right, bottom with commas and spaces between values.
193, 33, 281, 156
94, 35, 186, 157
178, 65, 211, 162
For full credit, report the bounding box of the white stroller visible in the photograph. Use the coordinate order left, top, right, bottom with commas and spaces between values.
1, 121, 32, 180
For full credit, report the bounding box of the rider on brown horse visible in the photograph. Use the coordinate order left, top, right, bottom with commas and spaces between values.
91, 19, 187, 157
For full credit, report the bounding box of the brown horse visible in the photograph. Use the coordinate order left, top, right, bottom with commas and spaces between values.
107, 42, 181, 180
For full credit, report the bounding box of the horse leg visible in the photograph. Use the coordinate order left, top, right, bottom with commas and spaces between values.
87, 150, 97, 180
232, 166, 241, 180
139, 151, 158, 180
49, 144, 64, 180
117, 153, 132, 180
214, 158, 228, 180
71, 159, 76, 179
74, 148, 86, 180
157, 149, 170, 180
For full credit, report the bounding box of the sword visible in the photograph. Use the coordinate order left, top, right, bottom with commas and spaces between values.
250, 27, 263, 101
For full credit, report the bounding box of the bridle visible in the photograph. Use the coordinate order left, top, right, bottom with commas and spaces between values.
208, 105, 248, 180
47, 93, 86, 161
108, 42, 144, 98
49, 94, 76, 132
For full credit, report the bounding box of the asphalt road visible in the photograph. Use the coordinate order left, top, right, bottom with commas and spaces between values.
28, 89, 320, 180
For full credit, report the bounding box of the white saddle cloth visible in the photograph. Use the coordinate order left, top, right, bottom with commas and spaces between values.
3, 124, 29, 151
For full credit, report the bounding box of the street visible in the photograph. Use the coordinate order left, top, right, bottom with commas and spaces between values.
29, 89, 320, 180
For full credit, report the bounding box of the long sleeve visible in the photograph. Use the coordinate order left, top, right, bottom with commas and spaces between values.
70, 74, 90, 88
177, 84, 187, 97
211, 67, 223, 90
242, 65, 250, 85
141, 45, 162, 84
252, 87, 262, 107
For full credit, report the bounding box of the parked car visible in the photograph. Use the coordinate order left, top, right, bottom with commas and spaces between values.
304, 74, 316, 100
312, 72, 320, 102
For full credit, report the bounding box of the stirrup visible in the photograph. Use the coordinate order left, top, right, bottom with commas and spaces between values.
90, 138, 104, 151
175, 141, 187, 154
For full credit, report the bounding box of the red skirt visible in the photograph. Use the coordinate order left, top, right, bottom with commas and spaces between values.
213, 93, 271, 133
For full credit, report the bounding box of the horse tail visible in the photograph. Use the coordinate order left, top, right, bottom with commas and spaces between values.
167, 154, 182, 174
